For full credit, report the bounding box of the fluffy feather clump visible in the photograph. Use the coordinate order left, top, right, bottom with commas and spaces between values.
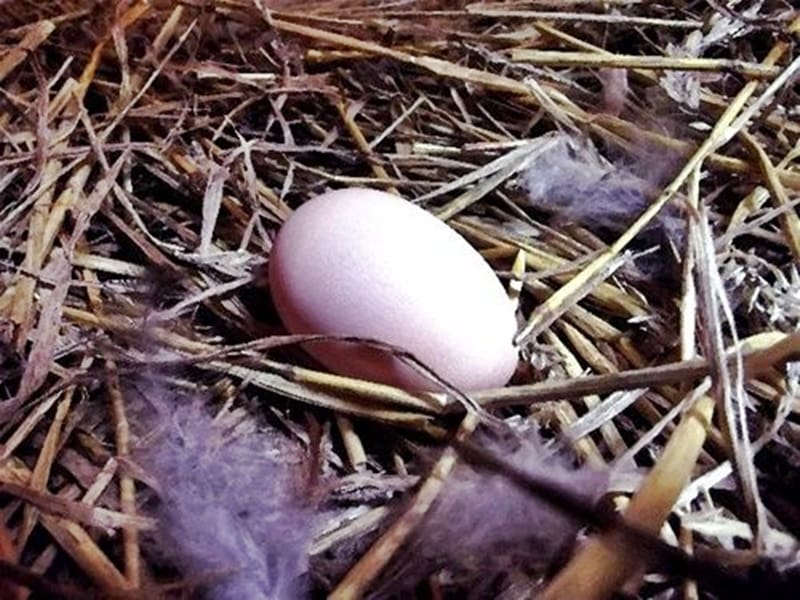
131, 382, 312, 599
519, 134, 685, 251
368, 423, 608, 597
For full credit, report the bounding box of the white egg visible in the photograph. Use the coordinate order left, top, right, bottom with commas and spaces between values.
269, 188, 518, 391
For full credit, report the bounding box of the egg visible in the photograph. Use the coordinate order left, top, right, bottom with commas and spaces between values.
268, 188, 518, 391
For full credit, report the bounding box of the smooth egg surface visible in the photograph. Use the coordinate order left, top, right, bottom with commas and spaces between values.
268, 188, 518, 391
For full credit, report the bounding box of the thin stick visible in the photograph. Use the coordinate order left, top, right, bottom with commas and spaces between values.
84, 271, 141, 587
511, 50, 779, 78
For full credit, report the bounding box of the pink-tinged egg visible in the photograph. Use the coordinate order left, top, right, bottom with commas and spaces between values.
268, 188, 518, 391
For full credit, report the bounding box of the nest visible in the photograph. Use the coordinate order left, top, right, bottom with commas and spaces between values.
0, 1, 799, 598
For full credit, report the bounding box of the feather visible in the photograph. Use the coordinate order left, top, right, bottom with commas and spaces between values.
131, 382, 312, 599
368, 423, 608, 598
520, 134, 685, 251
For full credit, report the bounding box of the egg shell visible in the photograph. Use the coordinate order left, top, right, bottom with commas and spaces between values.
268, 188, 518, 391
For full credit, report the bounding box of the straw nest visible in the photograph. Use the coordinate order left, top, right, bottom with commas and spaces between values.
0, 1, 799, 598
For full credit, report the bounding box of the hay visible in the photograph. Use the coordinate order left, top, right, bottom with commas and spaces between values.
0, 1, 798, 598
